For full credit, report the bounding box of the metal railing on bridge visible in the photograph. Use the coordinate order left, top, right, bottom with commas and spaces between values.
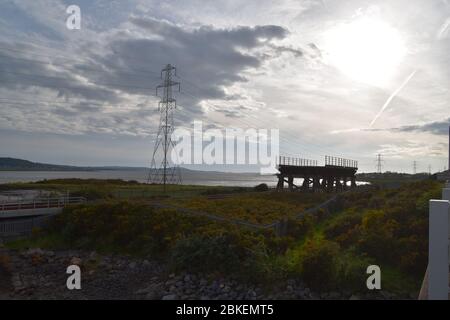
277, 156, 318, 167
0, 196, 86, 212
325, 156, 358, 168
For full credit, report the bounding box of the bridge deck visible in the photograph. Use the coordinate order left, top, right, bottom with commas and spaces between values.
277, 164, 357, 177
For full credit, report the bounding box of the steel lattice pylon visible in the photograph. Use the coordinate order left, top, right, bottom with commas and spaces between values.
148, 64, 182, 189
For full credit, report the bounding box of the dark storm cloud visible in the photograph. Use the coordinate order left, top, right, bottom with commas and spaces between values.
87, 17, 289, 115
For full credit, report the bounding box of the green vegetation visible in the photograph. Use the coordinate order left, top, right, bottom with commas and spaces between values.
4, 178, 443, 297
356, 172, 430, 188
171, 192, 329, 224
0, 178, 251, 200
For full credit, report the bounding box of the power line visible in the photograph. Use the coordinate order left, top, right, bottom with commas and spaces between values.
175, 75, 350, 158
178, 87, 346, 161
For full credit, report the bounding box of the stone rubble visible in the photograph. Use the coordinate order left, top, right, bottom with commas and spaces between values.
0, 247, 407, 300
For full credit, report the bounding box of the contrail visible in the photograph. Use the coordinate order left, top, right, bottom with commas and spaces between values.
437, 17, 450, 39
369, 70, 417, 128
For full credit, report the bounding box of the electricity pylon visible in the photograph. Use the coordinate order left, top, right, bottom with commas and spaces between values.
375, 154, 384, 174
148, 64, 182, 190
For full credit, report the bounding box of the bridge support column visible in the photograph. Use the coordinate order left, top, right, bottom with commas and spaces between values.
277, 175, 285, 191
288, 176, 294, 191
351, 176, 356, 188
336, 179, 342, 192
302, 177, 309, 191
313, 176, 320, 192
327, 177, 334, 193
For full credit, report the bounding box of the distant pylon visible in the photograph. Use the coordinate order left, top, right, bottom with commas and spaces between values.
148, 64, 182, 190
413, 160, 417, 174
375, 154, 384, 174
428, 164, 432, 175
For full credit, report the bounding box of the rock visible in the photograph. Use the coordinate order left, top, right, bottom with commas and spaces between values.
145, 291, 159, 300
128, 262, 136, 269
135, 288, 149, 295
162, 294, 178, 300
328, 291, 341, 299
45, 250, 55, 257
70, 257, 82, 266
349, 294, 360, 300
24, 248, 44, 256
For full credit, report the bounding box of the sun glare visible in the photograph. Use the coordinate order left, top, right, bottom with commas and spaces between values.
323, 17, 406, 86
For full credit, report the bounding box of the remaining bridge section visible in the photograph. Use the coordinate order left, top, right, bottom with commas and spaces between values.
0, 196, 86, 238
277, 155, 358, 192
0, 196, 86, 218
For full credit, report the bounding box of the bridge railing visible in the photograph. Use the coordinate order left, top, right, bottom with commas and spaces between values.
325, 155, 358, 168
0, 196, 87, 212
277, 156, 318, 167
425, 182, 450, 300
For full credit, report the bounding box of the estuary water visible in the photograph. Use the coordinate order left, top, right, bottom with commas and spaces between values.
0, 170, 279, 187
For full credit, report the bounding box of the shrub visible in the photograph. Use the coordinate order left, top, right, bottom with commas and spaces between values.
299, 239, 340, 290
0, 254, 11, 272
254, 183, 269, 192
324, 211, 362, 240
285, 214, 315, 238
170, 234, 242, 274
70, 186, 113, 200
337, 252, 373, 292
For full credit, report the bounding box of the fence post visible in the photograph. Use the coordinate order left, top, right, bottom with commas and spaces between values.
428, 199, 449, 300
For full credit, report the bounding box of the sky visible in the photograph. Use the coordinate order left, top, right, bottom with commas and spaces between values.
0, 0, 449, 173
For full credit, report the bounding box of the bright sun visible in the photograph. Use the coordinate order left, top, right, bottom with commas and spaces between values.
323, 18, 406, 86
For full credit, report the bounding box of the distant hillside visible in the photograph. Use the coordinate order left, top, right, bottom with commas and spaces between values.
0, 157, 234, 174
0, 157, 93, 171
0, 157, 150, 171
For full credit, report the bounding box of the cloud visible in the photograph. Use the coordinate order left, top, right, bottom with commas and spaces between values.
0, 12, 293, 136
393, 118, 450, 135
95, 16, 289, 104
